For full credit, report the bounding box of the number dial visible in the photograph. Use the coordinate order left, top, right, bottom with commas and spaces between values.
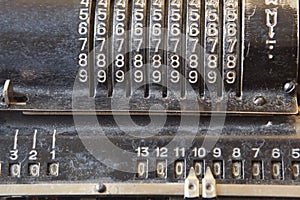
112, 0, 129, 96
78, 0, 90, 86
130, 0, 147, 95
95, 0, 111, 96
223, 0, 240, 94
185, 0, 202, 95
148, 0, 165, 95
166, 0, 185, 97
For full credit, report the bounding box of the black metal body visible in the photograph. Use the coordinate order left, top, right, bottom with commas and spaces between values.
0, 0, 298, 114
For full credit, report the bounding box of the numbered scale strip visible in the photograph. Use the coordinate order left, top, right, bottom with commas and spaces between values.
79, 0, 243, 99
1, 114, 300, 197
2, 129, 300, 184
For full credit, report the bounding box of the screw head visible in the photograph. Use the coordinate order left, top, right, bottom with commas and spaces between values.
253, 96, 266, 106
96, 184, 106, 193
206, 183, 215, 193
188, 183, 196, 191
284, 81, 296, 94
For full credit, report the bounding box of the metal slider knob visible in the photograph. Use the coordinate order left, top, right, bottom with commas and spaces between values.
184, 167, 200, 199
202, 167, 217, 199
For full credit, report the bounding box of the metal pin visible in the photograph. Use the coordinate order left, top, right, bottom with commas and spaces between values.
284, 81, 296, 94
253, 96, 266, 106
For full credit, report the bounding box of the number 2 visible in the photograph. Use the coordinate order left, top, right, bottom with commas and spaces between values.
29, 150, 38, 161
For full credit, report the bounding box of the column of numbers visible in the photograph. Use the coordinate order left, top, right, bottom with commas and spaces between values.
186, 0, 201, 93
112, 0, 128, 95
204, 0, 221, 97
167, 0, 184, 96
130, 0, 147, 94
78, 0, 90, 84
149, 0, 165, 95
223, 0, 239, 91
95, 0, 110, 94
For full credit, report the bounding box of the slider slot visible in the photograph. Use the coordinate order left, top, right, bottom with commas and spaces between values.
181, 0, 187, 98
88, 0, 97, 97
107, 0, 115, 97
200, 0, 206, 98
144, 0, 151, 98
218, 0, 224, 97
162, 0, 169, 98
236, 0, 244, 98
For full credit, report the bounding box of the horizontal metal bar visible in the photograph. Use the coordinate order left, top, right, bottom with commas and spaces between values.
1, 183, 300, 197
